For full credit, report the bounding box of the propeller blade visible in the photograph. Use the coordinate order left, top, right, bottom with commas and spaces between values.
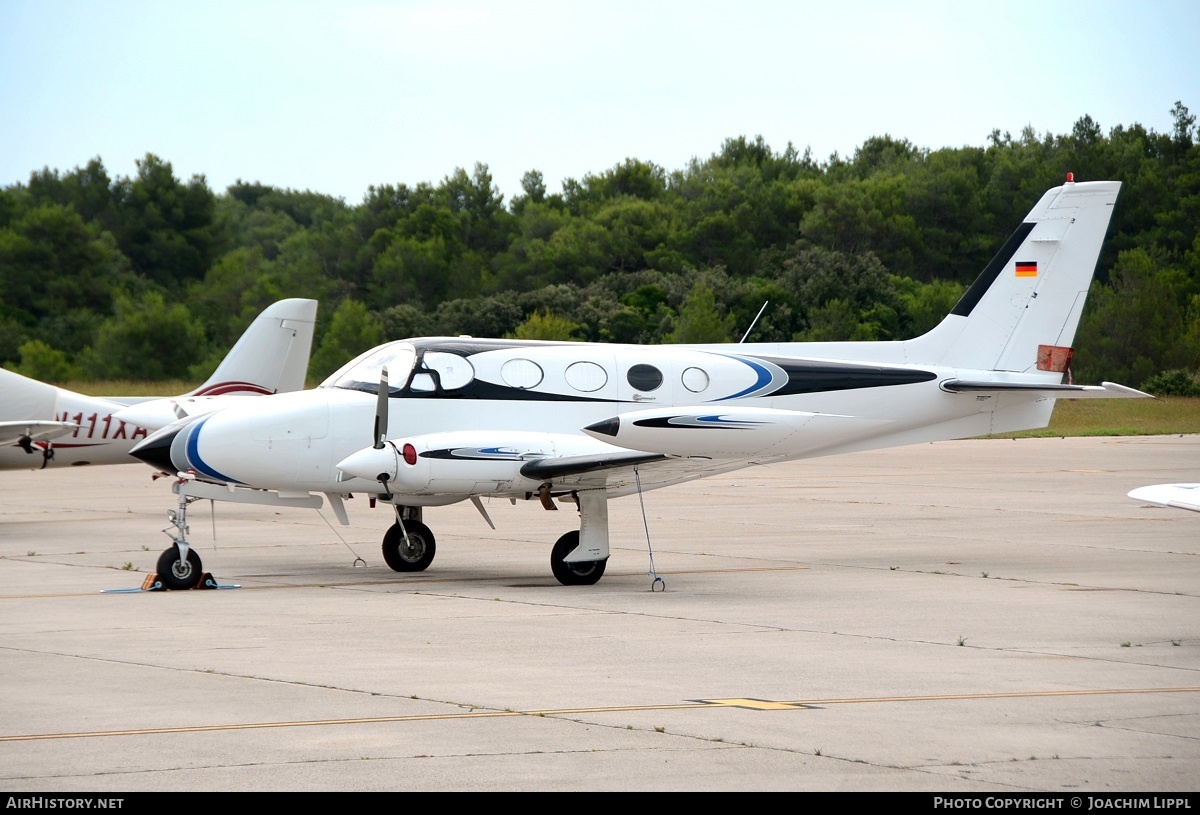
373, 366, 389, 449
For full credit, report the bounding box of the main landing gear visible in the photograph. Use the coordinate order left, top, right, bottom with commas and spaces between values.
381, 517, 436, 572
550, 530, 607, 586
378, 494, 610, 586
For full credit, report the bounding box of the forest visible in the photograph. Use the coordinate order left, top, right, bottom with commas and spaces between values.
1, 102, 1197, 393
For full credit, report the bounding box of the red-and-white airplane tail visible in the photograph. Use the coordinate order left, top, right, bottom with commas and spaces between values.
0, 298, 318, 469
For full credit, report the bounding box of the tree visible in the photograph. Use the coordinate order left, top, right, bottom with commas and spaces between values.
0, 203, 138, 351
1170, 101, 1196, 151
510, 309, 581, 341
309, 299, 384, 382
665, 282, 733, 343
83, 292, 206, 380
4, 339, 82, 382
1073, 247, 1196, 386
112, 154, 218, 286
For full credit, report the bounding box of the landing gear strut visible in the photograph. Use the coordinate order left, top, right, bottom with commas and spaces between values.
156, 477, 205, 590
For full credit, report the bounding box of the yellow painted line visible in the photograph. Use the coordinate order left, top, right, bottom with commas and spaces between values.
3, 687, 1198, 742
695, 698, 808, 710
699, 687, 1200, 708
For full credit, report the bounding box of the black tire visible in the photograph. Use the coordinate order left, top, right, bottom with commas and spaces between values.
550, 530, 607, 586
381, 521, 436, 572
156, 546, 204, 590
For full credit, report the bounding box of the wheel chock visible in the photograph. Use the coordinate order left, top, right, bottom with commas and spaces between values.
199, 573, 241, 590
101, 574, 164, 593
102, 573, 239, 593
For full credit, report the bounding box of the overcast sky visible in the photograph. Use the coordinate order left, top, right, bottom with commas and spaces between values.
2, 0, 1198, 205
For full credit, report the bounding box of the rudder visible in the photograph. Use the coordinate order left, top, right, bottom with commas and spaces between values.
906, 179, 1121, 374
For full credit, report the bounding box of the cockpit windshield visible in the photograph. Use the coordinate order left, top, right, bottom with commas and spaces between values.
320, 341, 417, 395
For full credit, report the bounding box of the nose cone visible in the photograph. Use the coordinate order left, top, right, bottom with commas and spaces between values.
130, 426, 180, 472
583, 416, 620, 438
336, 444, 398, 484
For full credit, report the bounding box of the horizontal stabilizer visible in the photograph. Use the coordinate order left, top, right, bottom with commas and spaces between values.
941, 380, 1151, 399
1127, 484, 1200, 513
0, 420, 80, 447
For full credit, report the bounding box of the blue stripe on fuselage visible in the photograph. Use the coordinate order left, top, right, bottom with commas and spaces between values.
694, 414, 765, 425
186, 416, 243, 485
717, 356, 776, 400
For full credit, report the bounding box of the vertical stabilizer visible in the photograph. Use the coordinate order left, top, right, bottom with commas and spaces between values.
906, 180, 1120, 373
190, 299, 318, 395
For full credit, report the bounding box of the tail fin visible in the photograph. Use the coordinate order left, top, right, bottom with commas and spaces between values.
190, 299, 318, 396
906, 179, 1120, 373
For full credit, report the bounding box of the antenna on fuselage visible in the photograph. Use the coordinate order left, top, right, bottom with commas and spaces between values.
740, 301, 769, 343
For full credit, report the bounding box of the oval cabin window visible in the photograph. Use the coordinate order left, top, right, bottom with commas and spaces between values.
501, 358, 544, 389
681, 367, 710, 393
626, 363, 663, 392
565, 361, 608, 392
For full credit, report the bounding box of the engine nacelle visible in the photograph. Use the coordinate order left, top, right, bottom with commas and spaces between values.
336, 431, 600, 496
582, 406, 890, 458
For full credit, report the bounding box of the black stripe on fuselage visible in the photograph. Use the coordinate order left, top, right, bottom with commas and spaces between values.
337, 338, 936, 403
745, 357, 937, 395
950, 221, 1036, 317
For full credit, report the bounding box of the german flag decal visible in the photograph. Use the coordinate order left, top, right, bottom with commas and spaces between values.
1015, 260, 1038, 277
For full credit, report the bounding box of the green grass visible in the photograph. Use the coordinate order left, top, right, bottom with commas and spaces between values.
61, 381, 1200, 437
61, 378, 322, 397
63, 379, 199, 398
995, 396, 1200, 438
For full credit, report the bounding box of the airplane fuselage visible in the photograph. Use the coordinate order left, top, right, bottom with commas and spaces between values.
135, 337, 1060, 500
0, 384, 153, 469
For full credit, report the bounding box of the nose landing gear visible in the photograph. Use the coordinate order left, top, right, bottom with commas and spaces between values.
153, 475, 206, 590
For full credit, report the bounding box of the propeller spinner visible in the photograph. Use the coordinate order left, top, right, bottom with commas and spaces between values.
335, 366, 401, 491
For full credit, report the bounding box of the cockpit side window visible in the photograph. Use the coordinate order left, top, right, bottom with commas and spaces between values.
410, 351, 475, 393
323, 343, 417, 395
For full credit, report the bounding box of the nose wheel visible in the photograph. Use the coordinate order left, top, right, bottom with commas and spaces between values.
156, 545, 204, 590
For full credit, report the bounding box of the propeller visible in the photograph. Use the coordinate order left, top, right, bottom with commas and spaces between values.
373, 366, 389, 450
373, 366, 392, 496
336, 365, 400, 491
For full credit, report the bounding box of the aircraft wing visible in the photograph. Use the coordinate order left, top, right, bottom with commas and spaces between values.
941, 380, 1151, 399
520, 449, 764, 497
1127, 484, 1200, 513
0, 420, 80, 447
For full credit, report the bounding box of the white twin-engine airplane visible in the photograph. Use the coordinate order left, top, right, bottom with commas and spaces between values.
132, 178, 1150, 589
1127, 484, 1200, 513
0, 298, 317, 470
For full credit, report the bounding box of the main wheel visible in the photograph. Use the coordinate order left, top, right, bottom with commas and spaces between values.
550, 530, 607, 586
382, 521, 436, 572
156, 546, 203, 590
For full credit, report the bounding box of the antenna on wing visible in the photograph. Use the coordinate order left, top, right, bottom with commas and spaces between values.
740, 301, 769, 343
373, 366, 389, 449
